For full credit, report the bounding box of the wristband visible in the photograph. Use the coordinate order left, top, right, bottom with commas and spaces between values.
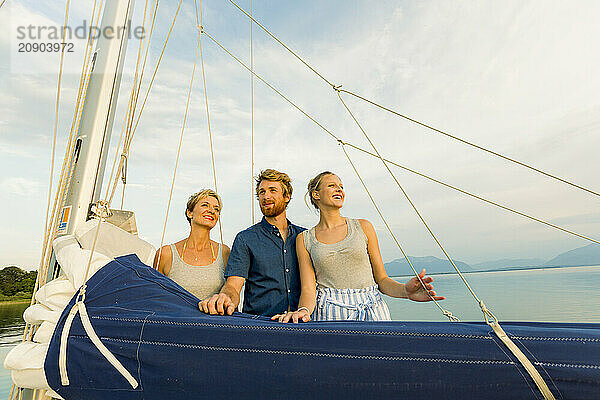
296, 306, 310, 314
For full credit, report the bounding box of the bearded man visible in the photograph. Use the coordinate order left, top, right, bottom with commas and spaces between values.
199, 169, 305, 316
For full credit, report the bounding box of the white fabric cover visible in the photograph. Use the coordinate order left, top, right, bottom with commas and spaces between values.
11, 369, 49, 391
53, 235, 112, 288
7, 224, 156, 394
46, 389, 64, 399
35, 277, 75, 311
4, 342, 50, 390
33, 321, 57, 344
75, 219, 156, 266
23, 304, 61, 326
4, 342, 48, 370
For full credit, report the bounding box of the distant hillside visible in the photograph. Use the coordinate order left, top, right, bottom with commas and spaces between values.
0, 266, 37, 301
385, 256, 472, 277
546, 244, 600, 267
472, 258, 543, 270
383, 244, 600, 277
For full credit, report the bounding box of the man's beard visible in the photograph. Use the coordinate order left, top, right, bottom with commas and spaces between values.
260, 200, 287, 217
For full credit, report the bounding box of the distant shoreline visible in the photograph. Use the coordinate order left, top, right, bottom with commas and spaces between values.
0, 298, 31, 305
391, 264, 600, 279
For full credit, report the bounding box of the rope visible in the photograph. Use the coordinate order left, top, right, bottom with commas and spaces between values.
202, 30, 339, 143
336, 91, 486, 308
250, 0, 255, 225
156, 10, 201, 268
105, 0, 161, 206
197, 0, 224, 246
203, 31, 600, 246
104, 0, 157, 206
103, 0, 148, 204
25, 0, 75, 348
226, 0, 597, 199
340, 89, 599, 199
39, 0, 103, 291
128, 0, 181, 145
344, 144, 600, 245
42, 0, 71, 272
202, 29, 457, 320
340, 145, 459, 321
102, 0, 177, 209
227, 0, 335, 88
37, 0, 104, 297
337, 91, 557, 398
15, 0, 105, 396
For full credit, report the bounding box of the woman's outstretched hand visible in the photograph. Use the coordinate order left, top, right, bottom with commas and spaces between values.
405, 269, 445, 302
271, 309, 311, 323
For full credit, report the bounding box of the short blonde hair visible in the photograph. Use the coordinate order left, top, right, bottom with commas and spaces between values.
305, 171, 335, 209
186, 189, 222, 224
255, 169, 293, 199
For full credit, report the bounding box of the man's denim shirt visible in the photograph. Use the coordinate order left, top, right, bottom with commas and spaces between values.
225, 217, 305, 316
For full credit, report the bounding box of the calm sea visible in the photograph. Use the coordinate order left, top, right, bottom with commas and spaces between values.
1, 265, 599, 396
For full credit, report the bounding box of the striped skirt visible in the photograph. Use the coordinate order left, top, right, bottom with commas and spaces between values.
313, 285, 391, 321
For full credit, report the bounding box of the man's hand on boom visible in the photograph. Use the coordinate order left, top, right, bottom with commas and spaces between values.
199, 293, 236, 315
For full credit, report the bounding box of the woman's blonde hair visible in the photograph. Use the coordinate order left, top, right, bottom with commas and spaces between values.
186, 189, 222, 224
305, 171, 335, 209
255, 169, 293, 199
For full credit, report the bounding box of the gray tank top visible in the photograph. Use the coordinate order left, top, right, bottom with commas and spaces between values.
303, 218, 376, 289
167, 243, 225, 300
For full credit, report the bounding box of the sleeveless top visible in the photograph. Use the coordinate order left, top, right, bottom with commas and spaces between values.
167, 243, 225, 300
303, 218, 376, 289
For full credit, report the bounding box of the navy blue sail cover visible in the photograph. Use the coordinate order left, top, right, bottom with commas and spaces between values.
45, 255, 600, 399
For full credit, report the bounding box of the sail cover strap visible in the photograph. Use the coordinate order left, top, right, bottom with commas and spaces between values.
59, 299, 139, 389
489, 321, 555, 399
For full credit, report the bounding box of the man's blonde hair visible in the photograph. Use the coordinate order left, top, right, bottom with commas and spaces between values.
186, 189, 222, 224
255, 169, 293, 200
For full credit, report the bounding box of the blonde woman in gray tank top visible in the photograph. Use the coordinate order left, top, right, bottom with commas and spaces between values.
273, 172, 445, 323
154, 190, 230, 301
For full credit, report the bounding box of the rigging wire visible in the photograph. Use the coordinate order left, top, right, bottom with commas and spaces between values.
202, 29, 338, 143
104, 0, 175, 206
228, 0, 334, 88
340, 144, 458, 320
42, 0, 72, 265
344, 143, 600, 245
127, 0, 182, 155
124, 0, 160, 143
15, 0, 105, 396
156, 9, 202, 268
197, 0, 224, 246
200, 28, 600, 325
37, 0, 72, 312
201, 29, 457, 320
201, 29, 600, 247
104, 0, 152, 205
38, 0, 104, 294
226, 0, 599, 200
338, 89, 600, 198
250, 0, 255, 225
336, 91, 488, 315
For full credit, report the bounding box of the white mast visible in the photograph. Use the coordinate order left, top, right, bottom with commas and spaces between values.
21, 1, 137, 399
62, 0, 136, 234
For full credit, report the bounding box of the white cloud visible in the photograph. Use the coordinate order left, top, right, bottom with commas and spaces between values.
1, 177, 41, 196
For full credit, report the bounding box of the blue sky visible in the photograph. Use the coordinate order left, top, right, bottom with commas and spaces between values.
1, 0, 599, 270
